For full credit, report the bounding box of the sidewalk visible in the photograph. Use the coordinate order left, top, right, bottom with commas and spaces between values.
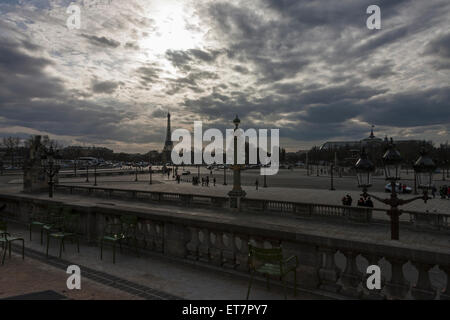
1, 223, 328, 300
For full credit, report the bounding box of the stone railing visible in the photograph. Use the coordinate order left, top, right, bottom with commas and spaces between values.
1, 193, 450, 300
54, 184, 450, 231
58, 169, 163, 179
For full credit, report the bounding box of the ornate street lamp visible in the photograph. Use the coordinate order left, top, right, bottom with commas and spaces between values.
149, 164, 153, 185
223, 165, 227, 185
41, 146, 61, 198
330, 163, 335, 191
354, 140, 433, 240
413, 147, 436, 192
354, 148, 375, 194
383, 138, 402, 182
93, 163, 98, 186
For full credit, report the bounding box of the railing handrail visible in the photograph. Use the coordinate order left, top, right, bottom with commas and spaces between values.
54, 184, 448, 219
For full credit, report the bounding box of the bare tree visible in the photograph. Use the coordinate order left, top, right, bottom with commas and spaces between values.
2, 136, 21, 167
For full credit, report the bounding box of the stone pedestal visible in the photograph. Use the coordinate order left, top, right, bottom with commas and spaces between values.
23, 135, 58, 194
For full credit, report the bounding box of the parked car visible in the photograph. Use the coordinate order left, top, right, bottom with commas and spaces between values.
385, 183, 412, 194
182, 171, 191, 175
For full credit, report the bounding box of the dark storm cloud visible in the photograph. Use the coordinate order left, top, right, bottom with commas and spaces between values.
425, 33, 450, 58
0, 38, 65, 103
361, 87, 450, 127
1, 0, 449, 150
0, 31, 160, 145
0, 39, 52, 75
136, 63, 162, 87
81, 34, 121, 48
151, 109, 166, 119
91, 80, 120, 94
423, 33, 450, 70
367, 63, 396, 79
165, 48, 222, 72
125, 41, 140, 50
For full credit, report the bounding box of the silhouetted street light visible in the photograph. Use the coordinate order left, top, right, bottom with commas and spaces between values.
149, 165, 152, 185
134, 162, 138, 182
94, 164, 98, 186
223, 165, 227, 185
355, 140, 435, 240
41, 146, 60, 198
330, 163, 335, 191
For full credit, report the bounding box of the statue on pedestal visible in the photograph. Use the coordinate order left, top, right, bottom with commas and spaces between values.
23, 136, 48, 193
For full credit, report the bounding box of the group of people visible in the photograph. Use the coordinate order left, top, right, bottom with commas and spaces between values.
440, 185, 450, 199
341, 194, 353, 206
191, 176, 216, 187
357, 196, 374, 208
341, 194, 374, 207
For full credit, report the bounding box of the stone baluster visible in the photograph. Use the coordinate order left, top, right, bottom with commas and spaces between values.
411, 262, 437, 300
439, 266, 450, 300
235, 234, 250, 272
222, 232, 237, 269
144, 222, 155, 251
157, 223, 165, 252
361, 254, 385, 300
210, 231, 224, 266
198, 228, 211, 263
339, 250, 363, 298
384, 258, 410, 299
318, 247, 341, 293
186, 227, 200, 260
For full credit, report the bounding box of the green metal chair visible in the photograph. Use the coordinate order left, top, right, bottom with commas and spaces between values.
246, 244, 298, 300
100, 214, 139, 264
29, 204, 61, 245
46, 209, 80, 258
0, 220, 25, 265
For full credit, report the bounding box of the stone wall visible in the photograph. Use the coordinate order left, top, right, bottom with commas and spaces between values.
1, 192, 450, 299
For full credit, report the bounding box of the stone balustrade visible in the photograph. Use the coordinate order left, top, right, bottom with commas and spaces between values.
54, 184, 450, 231
1, 192, 450, 300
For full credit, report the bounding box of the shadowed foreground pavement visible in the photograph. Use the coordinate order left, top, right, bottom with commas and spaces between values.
1, 223, 330, 300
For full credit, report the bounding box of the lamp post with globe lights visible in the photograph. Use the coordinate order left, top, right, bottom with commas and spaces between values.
354, 139, 435, 240
41, 146, 61, 198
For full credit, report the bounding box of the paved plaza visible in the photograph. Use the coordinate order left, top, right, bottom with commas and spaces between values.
45, 170, 450, 215
2, 222, 328, 300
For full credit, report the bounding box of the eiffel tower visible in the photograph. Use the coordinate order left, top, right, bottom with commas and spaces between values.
162, 112, 173, 164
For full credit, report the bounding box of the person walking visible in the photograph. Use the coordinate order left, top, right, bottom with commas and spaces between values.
213, 177, 216, 186
206, 176, 210, 187
255, 179, 259, 190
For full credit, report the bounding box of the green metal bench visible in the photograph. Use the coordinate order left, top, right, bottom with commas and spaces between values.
246, 244, 298, 299
0, 220, 25, 265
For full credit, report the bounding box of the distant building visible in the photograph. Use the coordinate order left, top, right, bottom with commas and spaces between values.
320, 126, 416, 150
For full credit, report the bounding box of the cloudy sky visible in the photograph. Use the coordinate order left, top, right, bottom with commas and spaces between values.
0, 0, 449, 153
